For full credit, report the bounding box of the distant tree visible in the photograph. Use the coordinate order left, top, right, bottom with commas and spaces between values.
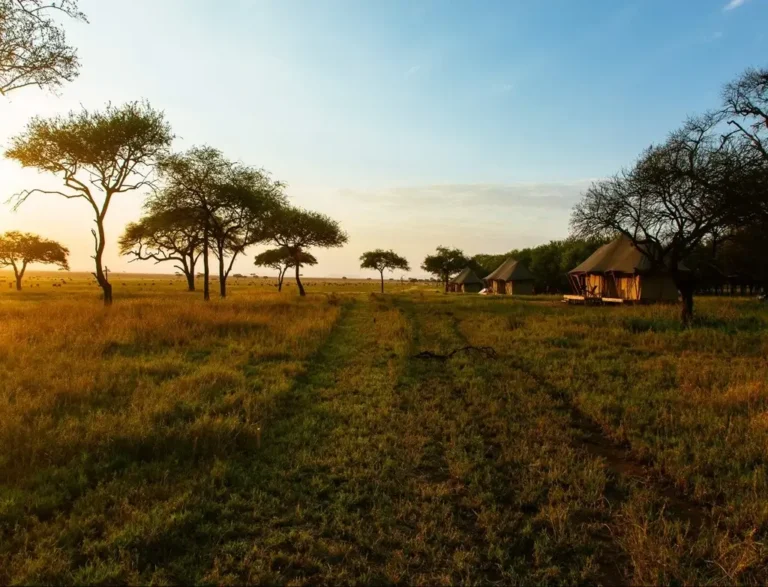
119, 207, 202, 292
254, 246, 317, 292
0, 230, 69, 290
265, 207, 347, 296
6, 101, 173, 305
0, 0, 87, 96
359, 249, 410, 293
421, 246, 468, 292
571, 116, 751, 324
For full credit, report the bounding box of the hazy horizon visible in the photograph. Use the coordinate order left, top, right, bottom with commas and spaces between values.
1, 0, 764, 277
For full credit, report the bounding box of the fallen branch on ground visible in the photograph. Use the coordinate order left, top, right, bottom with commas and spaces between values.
412, 346, 498, 361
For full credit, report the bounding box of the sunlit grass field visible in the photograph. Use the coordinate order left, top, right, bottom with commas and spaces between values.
1, 272, 767, 584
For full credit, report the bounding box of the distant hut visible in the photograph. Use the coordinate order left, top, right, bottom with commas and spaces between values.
485, 258, 535, 295
448, 267, 484, 293
566, 235, 686, 303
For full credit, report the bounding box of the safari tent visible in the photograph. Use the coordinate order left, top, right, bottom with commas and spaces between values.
448, 267, 484, 293
566, 235, 685, 303
485, 258, 535, 295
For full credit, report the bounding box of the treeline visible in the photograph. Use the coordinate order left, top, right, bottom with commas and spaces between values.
472, 238, 607, 293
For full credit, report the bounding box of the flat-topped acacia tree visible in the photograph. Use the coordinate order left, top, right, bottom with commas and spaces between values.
254, 246, 317, 292
6, 101, 173, 305
360, 249, 410, 293
119, 207, 203, 292
265, 206, 347, 296
0, 230, 69, 290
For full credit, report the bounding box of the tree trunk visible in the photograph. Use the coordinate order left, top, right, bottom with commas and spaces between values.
444, 276, 449, 293
94, 221, 112, 306
12, 261, 25, 291
295, 263, 305, 296
278, 267, 285, 292
203, 225, 210, 301
218, 249, 226, 298
677, 278, 695, 327
380, 270, 384, 293
186, 254, 196, 292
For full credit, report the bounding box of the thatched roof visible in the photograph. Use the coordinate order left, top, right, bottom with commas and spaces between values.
569, 235, 688, 275
485, 258, 534, 282
450, 267, 483, 285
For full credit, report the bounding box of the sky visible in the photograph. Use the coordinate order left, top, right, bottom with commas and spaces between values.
0, 0, 765, 278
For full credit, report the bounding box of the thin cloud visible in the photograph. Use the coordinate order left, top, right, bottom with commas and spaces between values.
405, 65, 421, 77
340, 181, 595, 211
723, 0, 749, 11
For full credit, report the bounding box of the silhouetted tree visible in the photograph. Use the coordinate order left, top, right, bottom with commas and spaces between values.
254, 247, 317, 292
359, 249, 410, 293
6, 101, 173, 305
571, 116, 751, 324
119, 207, 202, 291
0, 230, 69, 289
421, 246, 468, 292
265, 207, 347, 296
0, 0, 86, 95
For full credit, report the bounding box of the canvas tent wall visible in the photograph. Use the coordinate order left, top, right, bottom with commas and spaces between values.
448, 267, 483, 293
568, 235, 684, 302
484, 258, 535, 295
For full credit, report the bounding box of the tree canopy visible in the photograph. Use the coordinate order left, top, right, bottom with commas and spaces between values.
0, 230, 69, 290
360, 249, 410, 293
0, 0, 87, 95
6, 101, 173, 304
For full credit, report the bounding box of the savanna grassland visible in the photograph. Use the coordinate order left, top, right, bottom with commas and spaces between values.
1, 273, 767, 585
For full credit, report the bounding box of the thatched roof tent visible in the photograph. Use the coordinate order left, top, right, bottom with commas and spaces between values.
569, 235, 688, 275
567, 235, 687, 302
485, 258, 534, 282
450, 267, 483, 285
484, 258, 535, 295
448, 267, 483, 293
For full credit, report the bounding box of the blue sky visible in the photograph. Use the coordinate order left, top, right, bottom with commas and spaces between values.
1, 0, 765, 276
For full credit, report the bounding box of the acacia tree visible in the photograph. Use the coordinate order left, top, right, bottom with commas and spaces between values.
0, 0, 86, 96
6, 101, 173, 305
571, 116, 751, 324
208, 169, 285, 298
360, 249, 410, 293
265, 207, 347, 296
119, 207, 202, 291
254, 247, 317, 292
421, 246, 468, 292
0, 230, 69, 289
155, 146, 285, 300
